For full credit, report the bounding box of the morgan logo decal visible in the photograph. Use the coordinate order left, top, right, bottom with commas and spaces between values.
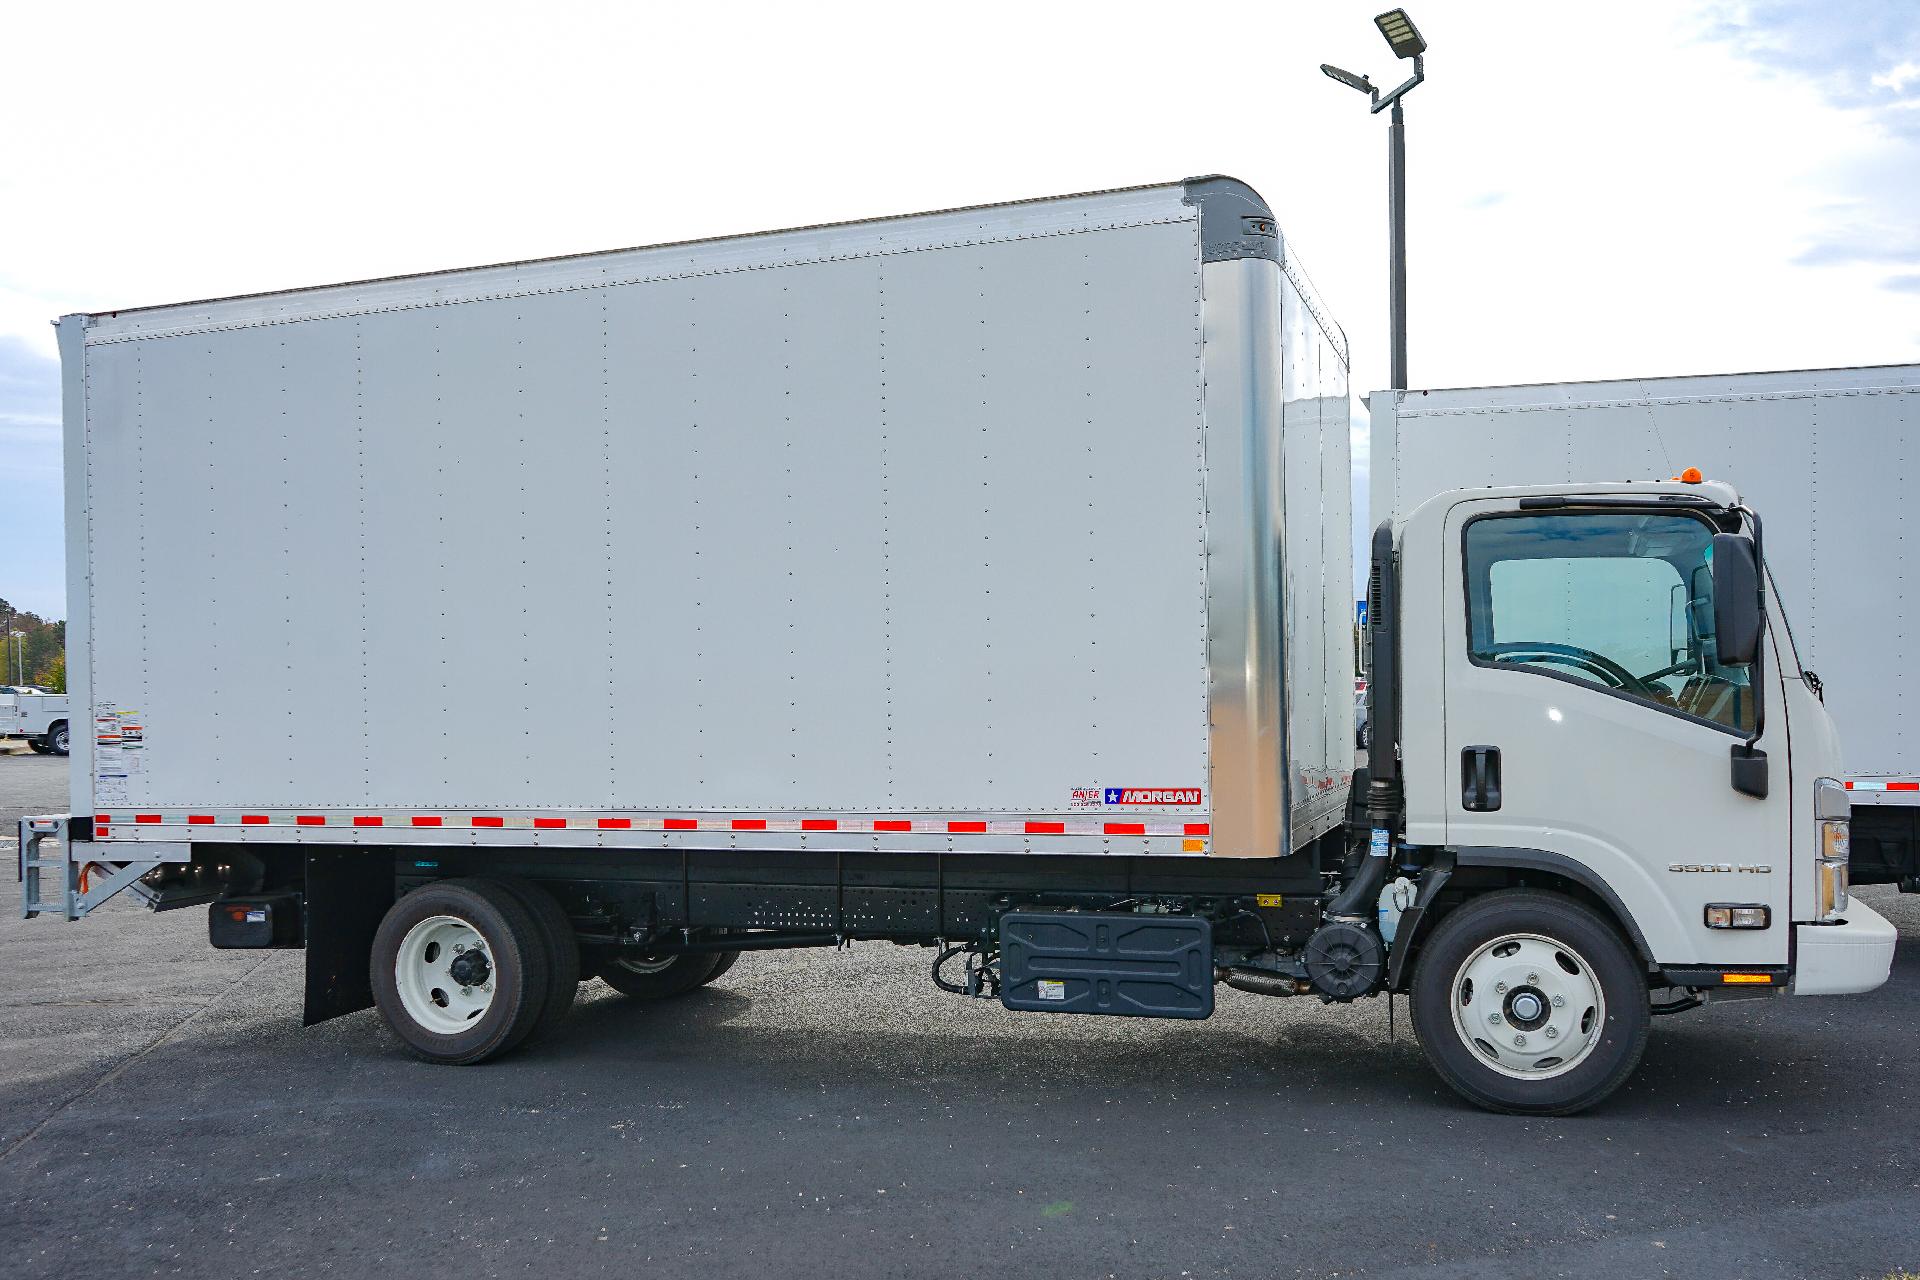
1105, 788, 1203, 806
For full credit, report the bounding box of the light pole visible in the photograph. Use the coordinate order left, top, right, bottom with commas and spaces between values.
1321, 8, 1428, 391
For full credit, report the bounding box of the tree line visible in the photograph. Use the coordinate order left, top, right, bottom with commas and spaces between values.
0, 598, 65, 691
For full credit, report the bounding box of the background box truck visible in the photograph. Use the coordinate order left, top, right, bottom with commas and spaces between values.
21, 179, 1893, 1115
1372, 365, 1920, 893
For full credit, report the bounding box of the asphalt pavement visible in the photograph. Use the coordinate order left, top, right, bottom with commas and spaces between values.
2, 752, 1916, 1279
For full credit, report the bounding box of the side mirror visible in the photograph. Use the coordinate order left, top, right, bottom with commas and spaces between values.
1711, 533, 1762, 666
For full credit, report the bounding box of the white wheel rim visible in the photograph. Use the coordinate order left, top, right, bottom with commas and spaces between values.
1449, 932, 1606, 1081
394, 914, 498, 1035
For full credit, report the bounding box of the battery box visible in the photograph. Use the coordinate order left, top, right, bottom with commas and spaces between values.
999, 910, 1213, 1019
208, 893, 303, 948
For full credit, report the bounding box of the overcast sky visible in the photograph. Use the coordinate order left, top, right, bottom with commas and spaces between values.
3, 0, 1917, 619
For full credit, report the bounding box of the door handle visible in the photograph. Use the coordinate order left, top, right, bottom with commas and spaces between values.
1462, 745, 1502, 812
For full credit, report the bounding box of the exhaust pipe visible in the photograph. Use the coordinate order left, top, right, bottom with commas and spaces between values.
1215, 966, 1312, 997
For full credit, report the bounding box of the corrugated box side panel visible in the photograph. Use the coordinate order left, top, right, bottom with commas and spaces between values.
1806, 385, 1913, 779
76, 193, 1213, 821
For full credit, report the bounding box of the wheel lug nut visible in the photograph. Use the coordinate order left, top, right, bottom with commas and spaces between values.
1545, 1026, 1559, 1039
454, 943, 466, 953
461, 987, 471, 997
1488, 1012, 1502, 1025
1527, 973, 1539, 984
1495, 982, 1508, 993
1552, 995, 1565, 1007
1513, 1034, 1527, 1047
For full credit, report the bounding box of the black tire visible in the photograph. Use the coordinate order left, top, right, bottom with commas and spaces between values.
1410, 890, 1650, 1116
47, 722, 69, 756
701, 947, 742, 985
27, 740, 51, 754
597, 950, 722, 999
490, 877, 580, 1038
370, 878, 551, 1065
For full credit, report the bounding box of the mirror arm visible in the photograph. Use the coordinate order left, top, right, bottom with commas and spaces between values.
1730, 505, 1768, 798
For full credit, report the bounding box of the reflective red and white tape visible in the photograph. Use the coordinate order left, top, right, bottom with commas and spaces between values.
92, 810, 1211, 845
1843, 779, 1919, 793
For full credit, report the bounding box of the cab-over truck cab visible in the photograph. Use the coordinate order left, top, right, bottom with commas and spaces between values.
1369, 478, 1895, 1111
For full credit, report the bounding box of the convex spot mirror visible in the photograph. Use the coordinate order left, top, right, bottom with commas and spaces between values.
1711, 532, 1762, 666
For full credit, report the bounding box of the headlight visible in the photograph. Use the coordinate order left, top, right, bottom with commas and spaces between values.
1814, 777, 1850, 921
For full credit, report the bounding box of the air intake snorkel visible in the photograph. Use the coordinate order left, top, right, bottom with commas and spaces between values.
1329, 521, 1402, 922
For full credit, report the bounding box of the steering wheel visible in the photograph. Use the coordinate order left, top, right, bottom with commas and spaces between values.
1635, 657, 1698, 684
1482, 641, 1661, 697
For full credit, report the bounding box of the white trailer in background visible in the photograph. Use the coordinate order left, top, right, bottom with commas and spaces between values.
19, 180, 1893, 1115
1372, 365, 1920, 890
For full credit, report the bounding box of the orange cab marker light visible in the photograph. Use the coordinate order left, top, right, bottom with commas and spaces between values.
1673, 467, 1704, 483
1722, 972, 1772, 984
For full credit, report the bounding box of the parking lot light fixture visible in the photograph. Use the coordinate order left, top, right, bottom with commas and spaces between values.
1375, 9, 1427, 59
1320, 63, 1375, 95
1320, 9, 1428, 391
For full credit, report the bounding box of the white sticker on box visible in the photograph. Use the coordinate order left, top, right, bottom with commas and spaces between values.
93, 700, 148, 806
1036, 979, 1066, 1002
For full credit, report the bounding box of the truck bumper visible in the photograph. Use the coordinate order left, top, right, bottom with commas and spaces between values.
1791, 899, 1897, 996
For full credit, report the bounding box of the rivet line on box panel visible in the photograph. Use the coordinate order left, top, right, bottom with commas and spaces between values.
82, 218, 1194, 345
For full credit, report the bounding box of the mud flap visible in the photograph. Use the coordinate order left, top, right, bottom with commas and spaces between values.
302, 851, 393, 1025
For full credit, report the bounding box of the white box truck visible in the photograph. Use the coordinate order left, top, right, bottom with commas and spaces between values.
0, 688, 70, 754
21, 179, 1893, 1115
1372, 365, 1920, 893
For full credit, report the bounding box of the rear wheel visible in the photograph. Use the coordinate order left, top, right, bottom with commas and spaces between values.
597, 950, 721, 999
28, 739, 51, 754
371, 878, 551, 1064
47, 722, 69, 756
1410, 890, 1649, 1115
490, 877, 580, 1038
702, 947, 743, 985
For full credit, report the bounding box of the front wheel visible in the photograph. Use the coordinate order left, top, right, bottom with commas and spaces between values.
1410, 890, 1649, 1115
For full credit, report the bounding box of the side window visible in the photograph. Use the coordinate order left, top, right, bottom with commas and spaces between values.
1464, 512, 1753, 734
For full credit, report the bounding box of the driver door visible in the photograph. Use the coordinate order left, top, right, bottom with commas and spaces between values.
1440, 498, 1790, 968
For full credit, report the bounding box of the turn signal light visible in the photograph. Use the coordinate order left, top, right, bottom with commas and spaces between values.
1704, 904, 1770, 930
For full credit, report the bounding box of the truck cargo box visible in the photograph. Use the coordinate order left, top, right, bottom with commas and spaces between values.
60, 177, 1352, 859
